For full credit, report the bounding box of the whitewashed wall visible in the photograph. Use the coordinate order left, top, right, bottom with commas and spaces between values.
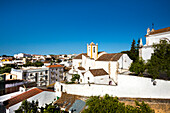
82, 55, 95, 70
147, 31, 170, 46
72, 59, 82, 68
55, 74, 170, 99
11, 68, 23, 80
118, 54, 133, 70
141, 46, 154, 61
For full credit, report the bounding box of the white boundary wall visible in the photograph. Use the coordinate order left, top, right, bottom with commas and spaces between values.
56, 74, 170, 99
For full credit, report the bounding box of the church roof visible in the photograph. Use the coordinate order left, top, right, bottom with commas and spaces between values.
96, 53, 123, 61
147, 27, 170, 36
89, 68, 109, 77
73, 53, 87, 59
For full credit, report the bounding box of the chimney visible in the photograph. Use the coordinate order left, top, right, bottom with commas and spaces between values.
139, 38, 143, 47
147, 27, 150, 35
151, 28, 155, 32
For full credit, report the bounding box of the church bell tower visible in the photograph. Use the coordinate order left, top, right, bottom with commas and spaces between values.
87, 42, 98, 60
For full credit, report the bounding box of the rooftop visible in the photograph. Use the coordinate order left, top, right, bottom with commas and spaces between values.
89, 68, 109, 76
46, 65, 63, 68
147, 27, 170, 36
78, 67, 85, 70
3, 87, 54, 109
96, 53, 123, 61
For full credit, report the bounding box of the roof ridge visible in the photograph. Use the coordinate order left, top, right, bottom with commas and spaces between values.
5, 88, 44, 108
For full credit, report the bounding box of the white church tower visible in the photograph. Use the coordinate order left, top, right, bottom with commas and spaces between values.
87, 42, 98, 60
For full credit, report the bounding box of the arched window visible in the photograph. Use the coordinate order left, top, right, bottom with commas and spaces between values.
93, 47, 95, 53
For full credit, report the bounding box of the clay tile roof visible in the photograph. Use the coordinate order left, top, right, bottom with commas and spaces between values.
96, 53, 123, 61
73, 53, 87, 59
78, 67, 85, 70
54, 92, 79, 111
89, 68, 109, 76
44, 61, 50, 63
149, 27, 170, 35
81, 72, 85, 75
4, 88, 54, 108
47, 65, 63, 68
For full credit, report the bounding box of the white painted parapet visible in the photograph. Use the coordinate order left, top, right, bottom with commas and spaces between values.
55, 74, 170, 99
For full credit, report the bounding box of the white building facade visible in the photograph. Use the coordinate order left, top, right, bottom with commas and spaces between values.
10, 65, 64, 86
139, 27, 170, 61
68, 42, 132, 85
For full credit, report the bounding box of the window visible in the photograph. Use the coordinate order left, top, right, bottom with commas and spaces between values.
10, 75, 12, 79
45, 70, 48, 74
30, 74, 33, 76
23, 73, 26, 77
88, 77, 90, 80
93, 47, 95, 53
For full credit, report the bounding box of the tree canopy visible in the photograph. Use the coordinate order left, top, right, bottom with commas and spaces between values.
83, 94, 154, 113
121, 39, 139, 62
23, 61, 44, 67
129, 59, 146, 76
15, 100, 61, 113
147, 40, 170, 79
71, 74, 80, 83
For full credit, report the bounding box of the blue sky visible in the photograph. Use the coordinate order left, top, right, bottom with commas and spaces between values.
0, 0, 170, 55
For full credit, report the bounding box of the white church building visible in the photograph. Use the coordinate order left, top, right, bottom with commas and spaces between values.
68, 42, 132, 85
139, 27, 170, 62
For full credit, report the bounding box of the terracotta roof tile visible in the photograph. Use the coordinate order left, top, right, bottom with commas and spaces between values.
96, 53, 123, 61
73, 53, 87, 59
54, 92, 79, 111
78, 67, 85, 70
4, 88, 54, 108
47, 65, 63, 68
149, 27, 170, 35
89, 68, 109, 76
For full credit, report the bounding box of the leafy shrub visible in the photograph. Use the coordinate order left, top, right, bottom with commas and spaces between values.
83, 94, 154, 113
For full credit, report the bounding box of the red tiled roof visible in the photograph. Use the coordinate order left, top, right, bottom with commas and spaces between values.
148, 27, 170, 35
54, 92, 79, 111
78, 67, 85, 70
47, 65, 63, 68
96, 53, 123, 61
89, 68, 109, 76
73, 53, 87, 59
44, 61, 50, 63
4, 88, 54, 108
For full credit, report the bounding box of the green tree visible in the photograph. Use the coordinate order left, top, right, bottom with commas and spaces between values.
147, 40, 170, 79
129, 59, 146, 76
71, 74, 80, 83
15, 100, 39, 113
83, 94, 154, 113
15, 100, 61, 113
0, 64, 17, 74
56, 59, 62, 63
121, 39, 139, 62
23, 61, 43, 67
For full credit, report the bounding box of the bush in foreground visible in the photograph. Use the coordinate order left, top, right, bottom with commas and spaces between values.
83, 94, 154, 113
